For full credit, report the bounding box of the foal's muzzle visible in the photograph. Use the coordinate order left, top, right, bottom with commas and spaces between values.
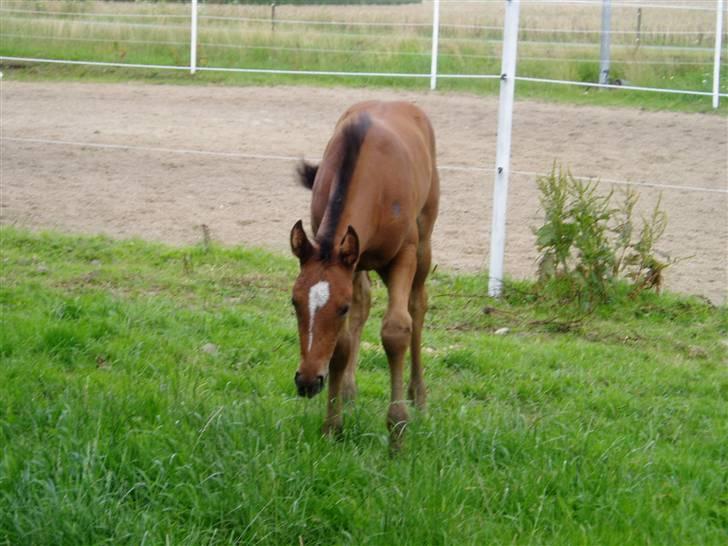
295, 371, 325, 398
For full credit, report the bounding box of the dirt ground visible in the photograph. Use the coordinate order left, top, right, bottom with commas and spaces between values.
1, 81, 726, 303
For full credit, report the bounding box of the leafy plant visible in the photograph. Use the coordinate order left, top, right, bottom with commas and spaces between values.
535, 166, 677, 306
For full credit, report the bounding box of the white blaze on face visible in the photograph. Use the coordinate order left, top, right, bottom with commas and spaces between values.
307, 281, 330, 352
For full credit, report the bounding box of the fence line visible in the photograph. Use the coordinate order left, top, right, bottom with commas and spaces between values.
0, 7, 190, 19
4, 15, 721, 51
1, 29, 717, 54
1, 17, 438, 45
4, 136, 725, 196
3, 9, 722, 38
0, 33, 188, 47
201, 14, 436, 29
199, 14, 719, 36
439, 0, 720, 10
516, 75, 728, 97
6, 51, 720, 97
187, 43, 722, 67
0, 56, 192, 71
0, 52, 728, 97
511, 39, 715, 52
2, 16, 190, 32
3, 54, 721, 98
3, 33, 717, 66
0, 55, 499, 80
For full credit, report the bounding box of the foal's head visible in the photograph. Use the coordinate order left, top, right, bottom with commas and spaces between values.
289, 220, 360, 398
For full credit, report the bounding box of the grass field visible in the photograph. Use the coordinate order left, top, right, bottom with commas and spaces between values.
1, 227, 727, 544
1, 0, 726, 111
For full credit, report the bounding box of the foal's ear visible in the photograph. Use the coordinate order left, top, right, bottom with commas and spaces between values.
339, 225, 360, 268
290, 220, 313, 263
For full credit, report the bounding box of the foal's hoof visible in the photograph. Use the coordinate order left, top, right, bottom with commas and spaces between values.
321, 420, 343, 439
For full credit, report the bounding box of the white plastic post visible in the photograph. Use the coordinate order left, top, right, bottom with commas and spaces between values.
599, 0, 612, 85
190, 0, 198, 75
430, 0, 441, 90
713, 0, 724, 108
488, 0, 520, 298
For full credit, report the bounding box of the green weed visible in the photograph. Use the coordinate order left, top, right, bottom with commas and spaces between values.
534, 167, 679, 308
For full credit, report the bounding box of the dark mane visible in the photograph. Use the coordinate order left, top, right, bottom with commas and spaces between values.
316, 113, 372, 262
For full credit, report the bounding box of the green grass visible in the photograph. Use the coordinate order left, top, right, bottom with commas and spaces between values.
1, 226, 727, 545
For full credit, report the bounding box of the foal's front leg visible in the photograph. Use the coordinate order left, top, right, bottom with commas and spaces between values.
322, 331, 351, 437
340, 271, 371, 401
379, 245, 417, 447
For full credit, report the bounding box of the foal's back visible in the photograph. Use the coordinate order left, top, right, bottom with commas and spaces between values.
310, 101, 438, 271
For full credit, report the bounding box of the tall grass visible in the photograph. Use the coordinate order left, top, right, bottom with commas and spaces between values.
1, 226, 727, 544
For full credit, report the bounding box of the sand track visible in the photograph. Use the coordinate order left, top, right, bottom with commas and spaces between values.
1, 82, 725, 302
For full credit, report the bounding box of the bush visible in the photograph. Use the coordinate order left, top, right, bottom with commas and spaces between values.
534, 166, 674, 306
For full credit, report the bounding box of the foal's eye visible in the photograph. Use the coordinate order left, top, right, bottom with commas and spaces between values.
338, 304, 350, 316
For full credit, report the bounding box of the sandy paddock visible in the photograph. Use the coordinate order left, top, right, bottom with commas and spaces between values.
1, 82, 725, 303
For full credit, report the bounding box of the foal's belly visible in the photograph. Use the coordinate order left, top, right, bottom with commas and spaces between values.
356, 235, 410, 273
356, 251, 393, 273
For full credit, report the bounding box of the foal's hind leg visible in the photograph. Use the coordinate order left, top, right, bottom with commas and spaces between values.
407, 243, 431, 411
341, 271, 371, 401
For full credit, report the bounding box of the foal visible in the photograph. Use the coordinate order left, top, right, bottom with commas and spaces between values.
290, 101, 439, 444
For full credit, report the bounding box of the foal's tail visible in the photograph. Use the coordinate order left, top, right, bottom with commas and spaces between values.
296, 161, 318, 190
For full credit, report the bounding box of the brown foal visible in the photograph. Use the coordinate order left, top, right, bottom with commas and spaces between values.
290, 100, 439, 445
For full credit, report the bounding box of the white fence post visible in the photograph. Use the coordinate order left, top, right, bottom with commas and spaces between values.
488, 0, 520, 298
713, 0, 724, 108
190, 0, 198, 75
430, 0, 441, 90
599, 0, 612, 85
